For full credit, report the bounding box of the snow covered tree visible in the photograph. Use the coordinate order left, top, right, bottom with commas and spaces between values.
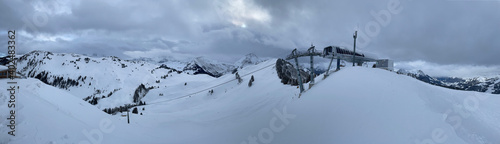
235, 72, 243, 84
248, 75, 255, 87
89, 97, 99, 105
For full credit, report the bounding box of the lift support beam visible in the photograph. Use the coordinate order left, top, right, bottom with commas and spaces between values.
308, 46, 316, 86
285, 45, 322, 93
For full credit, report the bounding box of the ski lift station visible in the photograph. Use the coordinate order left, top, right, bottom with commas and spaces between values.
322, 46, 393, 71
286, 30, 394, 93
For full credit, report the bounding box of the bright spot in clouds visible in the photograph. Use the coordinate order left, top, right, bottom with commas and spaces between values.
215, 0, 271, 27
32, 0, 73, 15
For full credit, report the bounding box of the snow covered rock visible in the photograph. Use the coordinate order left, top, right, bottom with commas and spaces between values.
132, 84, 151, 104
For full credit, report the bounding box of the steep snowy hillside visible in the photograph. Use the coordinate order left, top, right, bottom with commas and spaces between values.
3, 61, 499, 144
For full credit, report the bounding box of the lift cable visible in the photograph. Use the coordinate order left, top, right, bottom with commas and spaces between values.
144, 62, 277, 106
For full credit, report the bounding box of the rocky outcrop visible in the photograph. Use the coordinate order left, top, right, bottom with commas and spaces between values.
493, 83, 500, 94
275, 59, 310, 86
133, 84, 151, 104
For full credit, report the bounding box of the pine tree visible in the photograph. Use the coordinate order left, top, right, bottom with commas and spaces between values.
132, 107, 138, 114
248, 75, 255, 87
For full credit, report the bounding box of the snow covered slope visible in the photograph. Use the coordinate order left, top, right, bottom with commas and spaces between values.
0, 78, 155, 144
2, 60, 499, 143
273, 67, 500, 144
14, 50, 266, 114
16, 50, 216, 110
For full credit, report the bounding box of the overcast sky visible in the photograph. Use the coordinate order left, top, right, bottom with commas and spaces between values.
1, 0, 499, 76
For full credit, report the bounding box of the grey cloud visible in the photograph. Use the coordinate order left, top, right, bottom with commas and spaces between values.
0, 0, 498, 66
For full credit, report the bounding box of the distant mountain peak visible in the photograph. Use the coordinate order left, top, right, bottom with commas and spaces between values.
28, 50, 50, 54
416, 70, 426, 76
397, 69, 500, 94
235, 53, 262, 68
183, 56, 235, 78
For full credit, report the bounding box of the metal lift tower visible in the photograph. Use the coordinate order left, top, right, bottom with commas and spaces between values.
284, 30, 393, 94
286, 45, 322, 93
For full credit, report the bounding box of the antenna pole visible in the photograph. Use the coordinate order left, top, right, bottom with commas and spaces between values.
352, 31, 357, 66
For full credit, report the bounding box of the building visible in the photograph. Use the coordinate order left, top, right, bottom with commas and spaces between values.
0, 65, 21, 79
375, 59, 394, 71
0, 65, 9, 79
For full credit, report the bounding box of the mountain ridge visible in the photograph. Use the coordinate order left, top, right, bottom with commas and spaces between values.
396, 68, 500, 94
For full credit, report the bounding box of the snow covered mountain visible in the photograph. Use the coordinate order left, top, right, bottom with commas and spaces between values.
134, 54, 263, 77
234, 53, 263, 68
397, 69, 500, 94
16, 50, 222, 112
17, 50, 164, 110
14, 51, 267, 113
183, 56, 236, 77
2, 61, 500, 143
